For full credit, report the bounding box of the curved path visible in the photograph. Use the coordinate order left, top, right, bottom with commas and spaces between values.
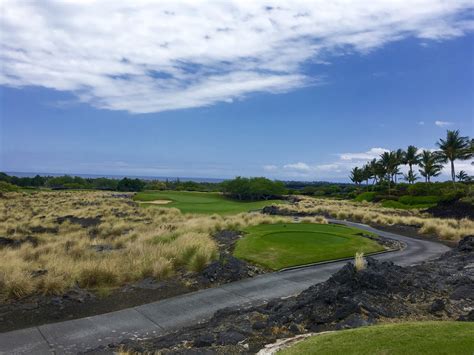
0, 220, 450, 354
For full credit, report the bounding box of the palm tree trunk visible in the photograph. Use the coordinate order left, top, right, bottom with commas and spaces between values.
409, 163, 413, 184
451, 159, 455, 184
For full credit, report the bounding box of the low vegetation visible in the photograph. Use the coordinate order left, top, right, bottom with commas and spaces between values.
234, 222, 384, 270
134, 190, 284, 214
272, 196, 474, 241
0, 191, 290, 301
221, 176, 286, 200
280, 321, 474, 355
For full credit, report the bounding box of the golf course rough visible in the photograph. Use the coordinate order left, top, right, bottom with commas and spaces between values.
234, 223, 385, 270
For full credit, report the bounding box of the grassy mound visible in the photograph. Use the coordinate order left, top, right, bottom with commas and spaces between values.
280, 321, 474, 355
134, 190, 283, 215
233, 223, 384, 270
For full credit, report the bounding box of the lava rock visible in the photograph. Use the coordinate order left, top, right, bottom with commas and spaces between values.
193, 334, 215, 347
56, 215, 101, 228
450, 284, 474, 300
201, 256, 258, 284
216, 331, 246, 345
429, 299, 445, 313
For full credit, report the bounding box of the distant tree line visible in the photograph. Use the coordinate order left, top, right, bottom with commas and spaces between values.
0, 173, 221, 193
349, 130, 473, 194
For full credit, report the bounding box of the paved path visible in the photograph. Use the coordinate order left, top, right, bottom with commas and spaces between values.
0, 220, 450, 354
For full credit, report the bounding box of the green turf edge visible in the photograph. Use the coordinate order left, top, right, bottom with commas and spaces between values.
279, 321, 474, 355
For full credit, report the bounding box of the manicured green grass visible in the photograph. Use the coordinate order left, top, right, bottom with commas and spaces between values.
233, 223, 384, 270
134, 190, 283, 215
280, 321, 474, 355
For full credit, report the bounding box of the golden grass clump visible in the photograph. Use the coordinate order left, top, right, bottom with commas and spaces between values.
0, 191, 289, 301
354, 252, 367, 272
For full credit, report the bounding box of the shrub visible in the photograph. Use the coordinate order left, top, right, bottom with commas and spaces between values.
0, 181, 19, 192
398, 195, 441, 205
355, 192, 377, 202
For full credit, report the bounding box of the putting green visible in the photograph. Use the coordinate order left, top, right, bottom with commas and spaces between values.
234, 223, 384, 270
134, 190, 284, 215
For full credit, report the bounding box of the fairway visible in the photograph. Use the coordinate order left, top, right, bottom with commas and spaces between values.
134, 190, 283, 215
234, 223, 384, 270
280, 321, 474, 355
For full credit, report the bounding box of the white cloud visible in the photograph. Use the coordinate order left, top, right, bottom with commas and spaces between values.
339, 147, 389, 161
435, 120, 454, 127
1, 0, 473, 114
283, 162, 312, 171
263, 164, 278, 171
418, 121, 425, 125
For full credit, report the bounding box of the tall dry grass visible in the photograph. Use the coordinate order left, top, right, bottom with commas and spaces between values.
0, 191, 291, 301
273, 196, 473, 241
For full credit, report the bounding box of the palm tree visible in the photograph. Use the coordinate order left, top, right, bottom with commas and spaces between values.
436, 130, 471, 183
368, 158, 380, 185
362, 164, 372, 190
403, 170, 418, 184
456, 170, 469, 182
349, 167, 364, 187
379, 151, 398, 194
394, 149, 405, 184
418, 150, 443, 183
403, 145, 420, 184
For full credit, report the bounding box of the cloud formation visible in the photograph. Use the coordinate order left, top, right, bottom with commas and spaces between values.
435, 120, 454, 127
1, 1, 473, 114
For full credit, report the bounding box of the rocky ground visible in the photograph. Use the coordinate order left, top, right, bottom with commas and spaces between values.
91, 236, 474, 354
426, 199, 474, 220
0, 230, 262, 332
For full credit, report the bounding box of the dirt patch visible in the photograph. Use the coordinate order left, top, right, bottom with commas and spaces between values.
137, 200, 172, 205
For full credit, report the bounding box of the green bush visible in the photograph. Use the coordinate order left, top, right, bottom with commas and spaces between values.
398, 195, 441, 205
354, 192, 377, 202
222, 177, 286, 201
0, 181, 19, 192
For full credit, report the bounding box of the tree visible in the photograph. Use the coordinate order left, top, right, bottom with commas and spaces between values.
403, 170, 418, 184
456, 170, 470, 182
394, 149, 405, 184
221, 177, 286, 200
349, 167, 364, 187
418, 150, 443, 183
379, 151, 398, 194
361, 164, 372, 190
403, 145, 420, 184
436, 130, 471, 184
117, 178, 145, 192
368, 158, 380, 185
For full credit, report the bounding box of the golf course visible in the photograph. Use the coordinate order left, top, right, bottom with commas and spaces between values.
134, 190, 284, 214
234, 223, 385, 270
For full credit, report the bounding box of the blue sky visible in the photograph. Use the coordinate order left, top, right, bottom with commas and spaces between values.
1, 1, 473, 181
